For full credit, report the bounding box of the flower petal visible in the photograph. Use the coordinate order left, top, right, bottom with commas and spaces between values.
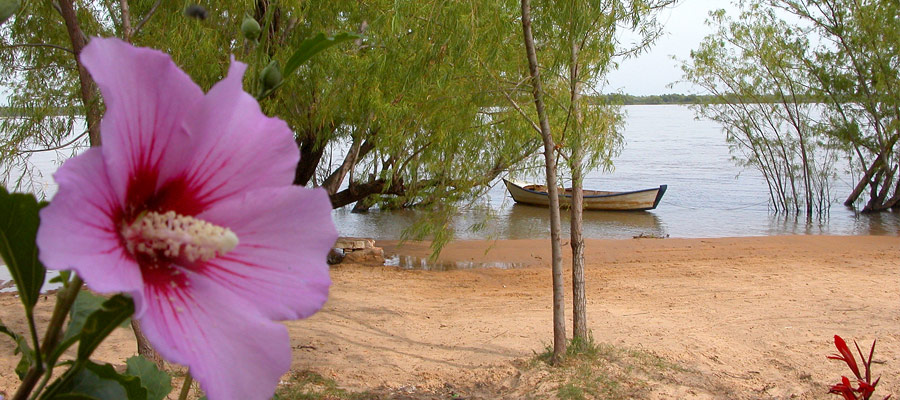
80, 37, 204, 206
37, 148, 142, 295
178, 58, 300, 208
195, 186, 335, 320
137, 276, 290, 400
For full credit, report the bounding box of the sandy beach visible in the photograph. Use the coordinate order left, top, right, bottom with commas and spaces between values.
2, 235, 899, 399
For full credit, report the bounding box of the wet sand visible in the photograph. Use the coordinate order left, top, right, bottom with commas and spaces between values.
2, 235, 898, 398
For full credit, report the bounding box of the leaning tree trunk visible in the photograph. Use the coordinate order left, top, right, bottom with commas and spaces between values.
569, 39, 588, 341
520, 0, 566, 363
58, 0, 101, 146
132, 320, 164, 368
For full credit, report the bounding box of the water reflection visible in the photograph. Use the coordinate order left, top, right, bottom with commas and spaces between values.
384, 255, 526, 271
332, 203, 668, 241
498, 204, 666, 239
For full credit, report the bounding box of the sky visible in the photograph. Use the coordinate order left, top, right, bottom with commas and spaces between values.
605, 0, 740, 96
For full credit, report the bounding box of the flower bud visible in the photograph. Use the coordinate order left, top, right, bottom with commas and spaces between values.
184, 4, 208, 20
241, 15, 261, 41
0, 0, 20, 26
260, 60, 283, 91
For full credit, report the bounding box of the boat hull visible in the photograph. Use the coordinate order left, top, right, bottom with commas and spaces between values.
503, 179, 667, 211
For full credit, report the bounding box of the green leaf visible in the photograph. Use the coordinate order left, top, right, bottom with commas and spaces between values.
51, 362, 133, 400
126, 356, 172, 400
0, 187, 47, 311
52, 394, 101, 400
44, 361, 151, 400
49, 270, 72, 285
65, 291, 130, 342
77, 295, 134, 361
1, 318, 36, 379
0, 0, 19, 26
282, 32, 359, 78
67, 367, 126, 399
16, 351, 31, 378
82, 361, 148, 400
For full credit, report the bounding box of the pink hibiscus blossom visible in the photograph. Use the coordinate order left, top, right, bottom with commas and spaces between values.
37, 38, 336, 400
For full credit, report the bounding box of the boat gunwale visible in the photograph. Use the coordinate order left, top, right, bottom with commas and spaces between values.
503, 179, 663, 199
502, 179, 667, 211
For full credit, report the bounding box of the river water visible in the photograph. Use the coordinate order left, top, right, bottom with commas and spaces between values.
2, 105, 898, 284
333, 105, 900, 240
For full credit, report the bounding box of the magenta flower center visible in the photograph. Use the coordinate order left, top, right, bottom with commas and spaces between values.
121, 210, 239, 265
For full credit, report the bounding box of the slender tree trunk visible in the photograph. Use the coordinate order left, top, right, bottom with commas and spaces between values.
569, 39, 588, 341
520, 0, 566, 363
57, 0, 102, 146
132, 320, 164, 368
119, 0, 133, 41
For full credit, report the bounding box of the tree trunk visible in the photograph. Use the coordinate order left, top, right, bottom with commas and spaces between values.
132, 320, 164, 369
57, 0, 102, 146
293, 136, 327, 186
520, 0, 566, 363
845, 133, 899, 207
569, 39, 588, 341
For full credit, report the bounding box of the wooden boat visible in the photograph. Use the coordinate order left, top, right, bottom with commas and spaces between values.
503, 179, 667, 211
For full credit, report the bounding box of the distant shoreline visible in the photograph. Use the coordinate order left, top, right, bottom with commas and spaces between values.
0, 97, 703, 117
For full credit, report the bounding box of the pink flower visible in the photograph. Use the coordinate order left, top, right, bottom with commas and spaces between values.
37, 38, 336, 400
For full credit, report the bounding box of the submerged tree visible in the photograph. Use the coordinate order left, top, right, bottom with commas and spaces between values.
683, 0, 899, 213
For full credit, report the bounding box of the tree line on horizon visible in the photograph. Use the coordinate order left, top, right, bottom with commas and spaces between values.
0, 92, 834, 117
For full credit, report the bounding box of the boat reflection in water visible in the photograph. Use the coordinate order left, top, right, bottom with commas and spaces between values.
331, 202, 668, 241
384, 255, 526, 271
497, 204, 667, 240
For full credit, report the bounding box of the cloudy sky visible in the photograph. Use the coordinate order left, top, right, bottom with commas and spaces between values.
605, 0, 740, 95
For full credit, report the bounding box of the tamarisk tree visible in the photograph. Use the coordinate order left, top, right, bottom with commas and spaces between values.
683, 0, 899, 213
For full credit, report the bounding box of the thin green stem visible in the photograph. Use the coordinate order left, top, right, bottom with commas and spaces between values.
32, 359, 84, 400
40, 275, 82, 354
30, 365, 54, 400
25, 308, 43, 372
12, 275, 83, 400
178, 372, 194, 400
13, 367, 42, 400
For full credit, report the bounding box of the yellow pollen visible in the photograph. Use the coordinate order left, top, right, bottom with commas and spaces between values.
122, 211, 239, 263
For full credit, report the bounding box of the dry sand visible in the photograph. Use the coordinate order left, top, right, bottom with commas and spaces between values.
2, 235, 898, 399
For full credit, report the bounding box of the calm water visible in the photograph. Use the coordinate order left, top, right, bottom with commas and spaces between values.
2, 105, 898, 283
333, 105, 900, 240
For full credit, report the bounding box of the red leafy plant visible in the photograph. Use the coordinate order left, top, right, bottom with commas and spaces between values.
828, 335, 891, 400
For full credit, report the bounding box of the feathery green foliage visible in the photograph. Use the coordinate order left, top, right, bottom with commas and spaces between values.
682, 0, 900, 213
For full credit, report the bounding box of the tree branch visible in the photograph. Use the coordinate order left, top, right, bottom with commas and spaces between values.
132, 0, 162, 36
1, 43, 75, 54
17, 131, 89, 154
